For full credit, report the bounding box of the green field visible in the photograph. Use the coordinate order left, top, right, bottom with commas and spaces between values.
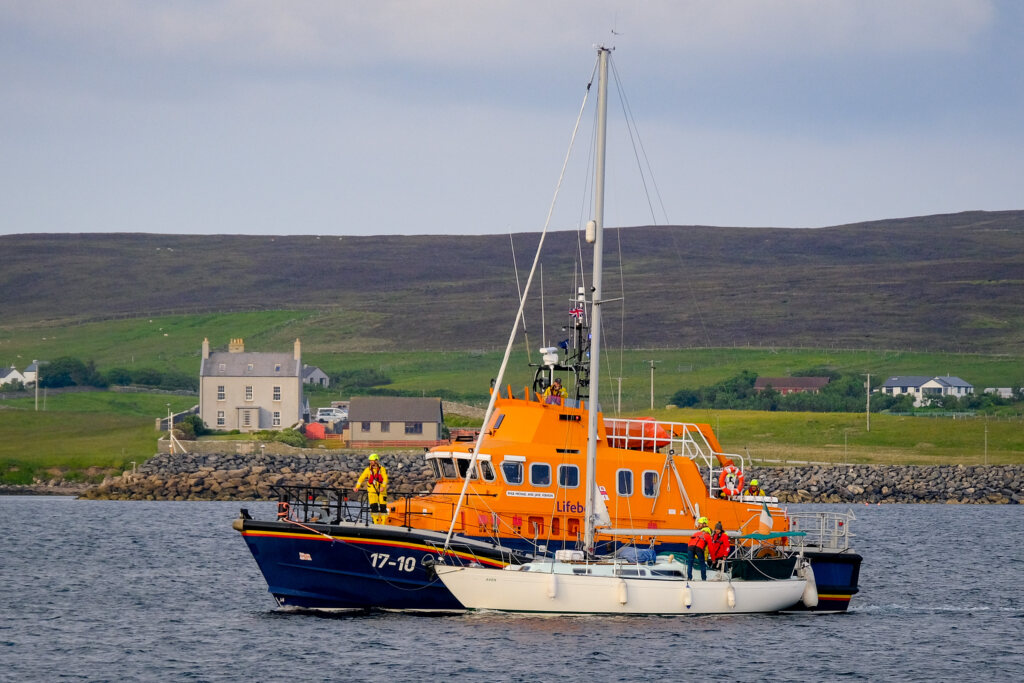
4, 312, 1024, 413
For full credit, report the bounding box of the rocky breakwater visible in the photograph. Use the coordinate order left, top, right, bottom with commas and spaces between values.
81, 449, 437, 501
747, 464, 1023, 505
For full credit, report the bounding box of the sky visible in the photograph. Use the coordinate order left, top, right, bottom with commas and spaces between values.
2, 0, 1022, 236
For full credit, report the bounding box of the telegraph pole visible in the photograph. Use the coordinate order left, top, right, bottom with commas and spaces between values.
865, 373, 871, 432
645, 360, 659, 410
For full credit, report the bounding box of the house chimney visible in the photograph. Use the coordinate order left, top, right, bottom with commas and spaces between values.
294, 338, 301, 362
202, 337, 210, 360
229, 338, 244, 353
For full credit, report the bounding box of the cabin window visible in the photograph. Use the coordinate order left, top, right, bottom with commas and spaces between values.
456, 458, 476, 479
528, 516, 544, 535
557, 464, 580, 488
273, 386, 281, 401
440, 458, 457, 479
617, 469, 634, 496
642, 470, 659, 497
530, 463, 551, 487
479, 461, 496, 482
551, 517, 561, 535
217, 385, 225, 401
568, 518, 581, 537
428, 460, 441, 479
501, 461, 524, 485
490, 413, 505, 430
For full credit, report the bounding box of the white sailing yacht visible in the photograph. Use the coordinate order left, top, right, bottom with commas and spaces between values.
434, 47, 811, 615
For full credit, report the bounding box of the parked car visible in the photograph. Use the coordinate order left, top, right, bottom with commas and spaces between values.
315, 407, 347, 423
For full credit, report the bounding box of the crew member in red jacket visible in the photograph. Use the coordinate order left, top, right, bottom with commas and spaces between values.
708, 521, 732, 569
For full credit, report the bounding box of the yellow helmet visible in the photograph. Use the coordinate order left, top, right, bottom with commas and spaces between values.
697, 516, 709, 527
751, 479, 759, 486
368, 453, 379, 461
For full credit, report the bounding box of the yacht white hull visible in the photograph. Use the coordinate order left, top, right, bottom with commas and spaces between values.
436, 565, 807, 615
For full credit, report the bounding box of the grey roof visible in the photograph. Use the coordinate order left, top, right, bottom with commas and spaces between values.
349, 396, 443, 423
933, 376, 973, 388
1, 366, 20, 379
200, 351, 300, 378
302, 365, 327, 379
881, 376, 933, 388
25, 362, 38, 372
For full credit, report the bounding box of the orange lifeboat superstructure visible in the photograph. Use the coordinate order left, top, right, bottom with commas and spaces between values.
389, 386, 789, 553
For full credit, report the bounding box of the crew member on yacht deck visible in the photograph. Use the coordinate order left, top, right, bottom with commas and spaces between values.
709, 521, 731, 569
687, 517, 712, 581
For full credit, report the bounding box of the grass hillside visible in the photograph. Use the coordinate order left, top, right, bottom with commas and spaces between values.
2, 210, 1022, 353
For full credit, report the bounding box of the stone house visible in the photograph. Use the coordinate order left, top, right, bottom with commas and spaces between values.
199, 337, 304, 432
302, 364, 330, 387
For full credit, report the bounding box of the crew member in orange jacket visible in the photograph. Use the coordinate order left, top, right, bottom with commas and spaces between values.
687, 517, 712, 581
708, 521, 731, 569
354, 453, 389, 524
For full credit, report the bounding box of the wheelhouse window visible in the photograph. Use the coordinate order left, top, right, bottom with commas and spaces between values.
530, 463, 551, 487
617, 469, 634, 496
272, 386, 281, 401
217, 385, 225, 401
642, 470, 659, 497
479, 461, 497, 482
440, 458, 457, 479
405, 422, 423, 434
501, 461, 524, 485
558, 464, 580, 488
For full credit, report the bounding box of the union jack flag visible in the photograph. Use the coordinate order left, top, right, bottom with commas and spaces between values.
569, 307, 584, 318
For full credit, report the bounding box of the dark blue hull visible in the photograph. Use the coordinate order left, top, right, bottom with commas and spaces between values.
235, 518, 529, 611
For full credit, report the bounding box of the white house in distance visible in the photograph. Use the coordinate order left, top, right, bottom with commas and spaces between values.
302, 364, 330, 387
23, 360, 40, 387
0, 366, 26, 387
880, 375, 974, 407
199, 337, 304, 432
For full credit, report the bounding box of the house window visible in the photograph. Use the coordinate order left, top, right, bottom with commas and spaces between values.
361, 421, 371, 432
405, 422, 423, 434
217, 385, 225, 400
217, 410, 225, 427
242, 411, 251, 428
617, 469, 634, 496
558, 464, 580, 488
274, 363, 281, 372
273, 386, 281, 401
245, 386, 253, 401
381, 421, 390, 433
272, 411, 281, 427
218, 363, 225, 373
247, 363, 254, 372
642, 470, 659, 497
530, 463, 551, 487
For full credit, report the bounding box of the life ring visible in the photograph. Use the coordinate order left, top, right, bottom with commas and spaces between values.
276, 500, 290, 520
718, 465, 744, 496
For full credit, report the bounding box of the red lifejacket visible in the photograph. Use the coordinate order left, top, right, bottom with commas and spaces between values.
368, 467, 383, 485
709, 531, 731, 561
689, 529, 711, 550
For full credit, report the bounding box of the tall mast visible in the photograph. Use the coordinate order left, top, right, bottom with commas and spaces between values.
583, 46, 609, 552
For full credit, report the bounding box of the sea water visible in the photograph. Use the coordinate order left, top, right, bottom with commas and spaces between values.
0, 497, 1021, 681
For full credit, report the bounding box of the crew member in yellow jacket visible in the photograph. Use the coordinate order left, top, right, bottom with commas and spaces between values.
354, 453, 389, 524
